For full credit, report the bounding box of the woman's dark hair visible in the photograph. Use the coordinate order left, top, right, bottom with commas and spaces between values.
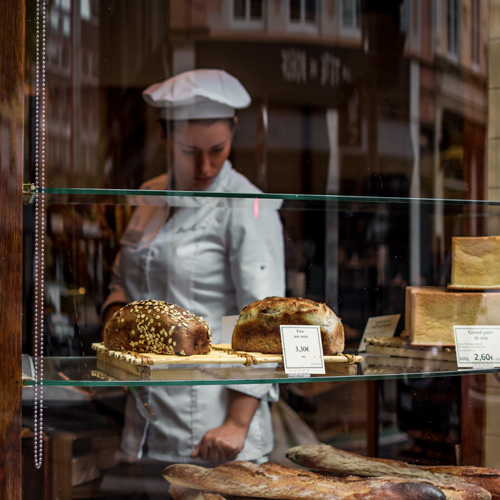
157, 117, 237, 141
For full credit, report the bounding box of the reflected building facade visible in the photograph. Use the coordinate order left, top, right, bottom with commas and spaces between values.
31, 0, 490, 340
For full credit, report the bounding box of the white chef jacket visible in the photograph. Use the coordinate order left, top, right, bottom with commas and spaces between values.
102, 161, 285, 465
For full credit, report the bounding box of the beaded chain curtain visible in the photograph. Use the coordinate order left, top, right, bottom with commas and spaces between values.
33, 0, 47, 470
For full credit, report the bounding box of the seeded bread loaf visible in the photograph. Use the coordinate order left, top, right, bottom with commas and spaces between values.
163, 460, 491, 500
104, 300, 212, 356
231, 296, 344, 355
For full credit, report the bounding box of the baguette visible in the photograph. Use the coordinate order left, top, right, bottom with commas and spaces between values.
169, 484, 227, 500
287, 444, 500, 499
169, 484, 268, 500
163, 460, 491, 500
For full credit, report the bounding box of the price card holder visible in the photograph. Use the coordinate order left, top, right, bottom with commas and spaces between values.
358, 314, 401, 352
221, 315, 239, 344
280, 325, 325, 376
453, 325, 500, 369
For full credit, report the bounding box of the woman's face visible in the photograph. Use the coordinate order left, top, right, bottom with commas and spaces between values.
168, 120, 235, 191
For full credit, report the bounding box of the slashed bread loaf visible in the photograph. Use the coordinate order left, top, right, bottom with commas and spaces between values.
104, 300, 211, 355
231, 296, 344, 355
169, 485, 269, 500
287, 444, 500, 500
163, 460, 491, 500
169, 485, 227, 500
451, 236, 500, 288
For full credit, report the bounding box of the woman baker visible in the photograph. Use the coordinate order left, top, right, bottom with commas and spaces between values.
102, 69, 285, 473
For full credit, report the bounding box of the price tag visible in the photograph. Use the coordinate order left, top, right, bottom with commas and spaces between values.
453, 325, 500, 368
280, 325, 325, 376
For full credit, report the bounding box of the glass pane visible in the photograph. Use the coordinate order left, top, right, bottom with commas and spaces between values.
250, 0, 263, 19
305, 0, 316, 22
17, 0, 499, 497
355, 0, 360, 28
23, 1, 493, 368
22, 355, 496, 386
342, 0, 354, 27
80, 0, 91, 20
290, 0, 301, 21
447, 0, 459, 55
233, 0, 246, 19
472, 0, 480, 64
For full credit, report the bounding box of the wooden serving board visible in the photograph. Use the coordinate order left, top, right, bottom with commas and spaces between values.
363, 354, 457, 375
92, 342, 362, 379
362, 336, 458, 374
364, 336, 456, 362
365, 344, 457, 362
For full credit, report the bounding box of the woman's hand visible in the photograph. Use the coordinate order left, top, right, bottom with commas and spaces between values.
189, 420, 248, 463
190, 391, 260, 463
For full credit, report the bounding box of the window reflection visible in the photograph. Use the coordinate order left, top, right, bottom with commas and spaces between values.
290, 0, 317, 24
234, 0, 246, 18
250, 0, 263, 19
447, 0, 460, 58
471, 0, 481, 67
14, 3, 500, 495
341, 0, 361, 30
23, 0, 490, 356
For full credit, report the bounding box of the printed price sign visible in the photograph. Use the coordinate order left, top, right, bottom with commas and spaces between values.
453, 326, 500, 368
280, 325, 325, 375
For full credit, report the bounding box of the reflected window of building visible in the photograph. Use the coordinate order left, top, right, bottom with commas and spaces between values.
233, 0, 263, 21
447, 0, 459, 59
340, 0, 361, 36
289, 0, 317, 25
50, 8, 59, 32
471, 0, 480, 68
62, 13, 70, 37
61, 42, 70, 69
400, 0, 409, 35
80, 0, 91, 20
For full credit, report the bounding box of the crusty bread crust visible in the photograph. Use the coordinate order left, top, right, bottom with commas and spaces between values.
169, 484, 227, 500
162, 460, 491, 500
231, 297, 344, 355
404, 287, 500, 346
287, 444, 499, 500
169, 484, 271, 500
104, 300, 211, 356
451, 236, 500, 287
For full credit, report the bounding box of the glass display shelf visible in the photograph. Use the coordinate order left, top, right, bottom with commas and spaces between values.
21, 354, 499, 388
26, 186, 500, 209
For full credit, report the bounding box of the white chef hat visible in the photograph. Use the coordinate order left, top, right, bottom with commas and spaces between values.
142, 69, 251, 121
